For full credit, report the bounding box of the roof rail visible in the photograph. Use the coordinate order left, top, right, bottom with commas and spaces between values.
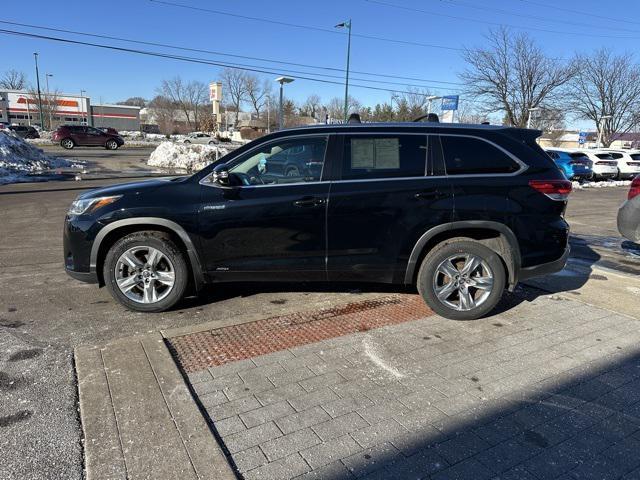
412, 113, 439, 123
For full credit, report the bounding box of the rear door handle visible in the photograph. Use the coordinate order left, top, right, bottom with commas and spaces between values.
293, 196, 326, 207
414, 191, 442, 200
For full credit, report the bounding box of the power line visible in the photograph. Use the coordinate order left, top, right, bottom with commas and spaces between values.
0, 19, 464, 87
147, 0, 464, 52
366, 0, 640, 40
518, 0, 640, 27
443, 0, 640, 34
0, 28, 466, 99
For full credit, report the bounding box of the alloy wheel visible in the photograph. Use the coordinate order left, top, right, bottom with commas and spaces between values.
432, 253, 494, 311
114, 246, 175, 304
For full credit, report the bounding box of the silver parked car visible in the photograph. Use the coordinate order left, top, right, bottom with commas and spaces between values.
183, 132, 218, 145
618, 176, 640, 243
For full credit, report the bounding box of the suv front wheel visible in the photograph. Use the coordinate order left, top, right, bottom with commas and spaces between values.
61, 138, 75, 149
417, 240, 505, 320
103, 231, 188, 312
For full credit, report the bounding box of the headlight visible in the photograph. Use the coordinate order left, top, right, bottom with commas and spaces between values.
68, 195, 121, 215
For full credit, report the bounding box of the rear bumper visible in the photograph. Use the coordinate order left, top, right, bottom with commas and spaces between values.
518, 245, 570, 282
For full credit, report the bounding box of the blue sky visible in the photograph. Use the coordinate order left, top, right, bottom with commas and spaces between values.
3, 0, 640, 127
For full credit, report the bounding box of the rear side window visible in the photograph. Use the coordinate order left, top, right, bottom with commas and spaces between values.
440, 136, 520, 175
630, 154, 640, 161
342, 135, 427, 180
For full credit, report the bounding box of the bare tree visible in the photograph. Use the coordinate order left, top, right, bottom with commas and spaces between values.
460, 27, 574, 127
26, 87, 60, 130
325, 96, 361, 122
158, 77, 209, 130
245, 75, 271, 119
567, 49, 640, 147
117, 97, 147, 108
148, 95, 179, 135
300, 94, 322, 119
0, 69, 27, 90
220, 68, 248, 127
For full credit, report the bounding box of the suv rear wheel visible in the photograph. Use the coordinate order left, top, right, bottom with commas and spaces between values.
103, 231, 188, 312
417, 240, 505, 320
61, 138, 75, 149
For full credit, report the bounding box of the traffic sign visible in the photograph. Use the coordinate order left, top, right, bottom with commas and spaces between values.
441, 95, 459, 111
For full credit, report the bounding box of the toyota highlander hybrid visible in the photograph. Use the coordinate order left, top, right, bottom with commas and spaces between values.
64, 121, 571, 320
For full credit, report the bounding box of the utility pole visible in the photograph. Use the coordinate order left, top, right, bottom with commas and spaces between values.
335, 20, 352, 122
80, 90, 86, 125
45, 73, 53, 130
33, 53, 45, 128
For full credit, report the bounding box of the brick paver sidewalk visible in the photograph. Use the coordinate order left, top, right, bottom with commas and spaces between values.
169, 291, 640, 480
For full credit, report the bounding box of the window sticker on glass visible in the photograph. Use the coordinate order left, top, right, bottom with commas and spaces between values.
351, 139, 375, 168
374, 138, 399, 169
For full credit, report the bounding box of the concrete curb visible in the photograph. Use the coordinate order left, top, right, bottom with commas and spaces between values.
75, 332, 236, 480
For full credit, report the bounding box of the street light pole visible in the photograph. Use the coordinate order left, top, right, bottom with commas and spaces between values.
596, 114, 612, 148
45, 73, 53, 130
335, 20, 352, 122
80, 90, 86, 125
275, 77, 294, 130
33, 53, 45, 128
266, 95, 271, 134
527, 107, 540, 129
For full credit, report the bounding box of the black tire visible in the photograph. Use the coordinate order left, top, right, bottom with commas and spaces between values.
61, 138, 75, 149
105, 139, 119, 150
184, 140, 191, 144
103, 231, 189, 312
417, 239, 506, 320
208, 140, 216, 145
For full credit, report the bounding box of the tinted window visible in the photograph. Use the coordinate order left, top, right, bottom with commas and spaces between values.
342, 135, 427, 180
595, 153, 614, 160
630, 154, 640, 161
229, 136, 327, 184
440, 136, 520, 175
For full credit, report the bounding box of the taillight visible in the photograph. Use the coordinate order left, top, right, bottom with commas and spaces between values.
529, 180, 573, 201
629, 176, 640, 200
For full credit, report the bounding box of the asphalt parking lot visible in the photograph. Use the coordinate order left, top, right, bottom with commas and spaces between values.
0, 169, 638, 480
39, 144, 158, 177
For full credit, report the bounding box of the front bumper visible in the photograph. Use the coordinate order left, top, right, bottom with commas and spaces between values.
518, 245, 570, 282
617, 197, 640, 243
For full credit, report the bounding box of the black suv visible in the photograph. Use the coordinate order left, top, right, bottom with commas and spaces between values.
64, 122, 571, 320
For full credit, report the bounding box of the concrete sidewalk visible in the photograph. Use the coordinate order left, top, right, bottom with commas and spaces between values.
75, 264, 640, 480
75, 333, 236, 480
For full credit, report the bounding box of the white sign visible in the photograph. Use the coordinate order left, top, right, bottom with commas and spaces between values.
209, 82, 222, 102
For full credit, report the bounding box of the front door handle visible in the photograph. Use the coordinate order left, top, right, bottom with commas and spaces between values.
293, 196, 326, 208
414, 191, 442, 200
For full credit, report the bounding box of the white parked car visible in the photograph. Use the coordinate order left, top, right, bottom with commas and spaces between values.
183, 132, 218, 145
575, 150, 618, 180
595, 149, 640, 180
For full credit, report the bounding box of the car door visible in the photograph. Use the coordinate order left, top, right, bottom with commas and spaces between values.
84, 127, 106, 146
327, 132, 453, 284
198, 134, 333, 282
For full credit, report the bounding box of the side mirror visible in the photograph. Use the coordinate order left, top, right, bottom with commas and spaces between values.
211, 163, 231, 186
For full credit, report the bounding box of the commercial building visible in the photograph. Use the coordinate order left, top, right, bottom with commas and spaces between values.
0, 90, 140, 131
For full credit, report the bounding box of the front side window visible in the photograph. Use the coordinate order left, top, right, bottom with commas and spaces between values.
228, 136, 327, 185
342, 134, 427, 180
440, 136, 520, 175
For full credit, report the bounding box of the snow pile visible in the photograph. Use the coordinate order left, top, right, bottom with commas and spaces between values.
119, 130, 144, 139
572, 180, 632, 190
147, 141, 229, 172
0, 130, 79, 184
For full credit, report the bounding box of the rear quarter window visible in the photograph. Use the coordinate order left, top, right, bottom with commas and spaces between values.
439, 135, 520, 175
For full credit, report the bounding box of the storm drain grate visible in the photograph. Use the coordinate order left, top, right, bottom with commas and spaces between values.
168, 294, 432, 372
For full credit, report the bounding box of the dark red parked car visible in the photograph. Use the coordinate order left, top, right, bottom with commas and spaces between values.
52, 125, 124, 150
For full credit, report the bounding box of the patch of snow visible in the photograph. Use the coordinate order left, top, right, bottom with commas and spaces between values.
0, 130, 81, 184
572, 180, 632, 189
147, 141, 229, 172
